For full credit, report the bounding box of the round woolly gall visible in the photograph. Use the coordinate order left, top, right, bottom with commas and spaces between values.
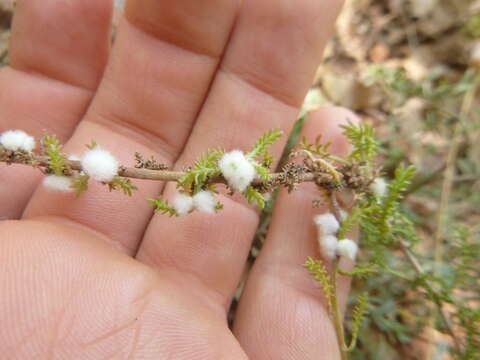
218, 150, 256, 193
81, 147, 119, 182
193, 191, 216, 214
337, 239, 358, 260
43, 175, 74, 193
0, 130, 36, 152
172, 193, 194, 216
314, 212, 340, 236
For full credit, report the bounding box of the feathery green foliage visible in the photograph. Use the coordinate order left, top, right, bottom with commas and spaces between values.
350, 63, 480, 360
376, 165, 416, 240
348, 293, 369, 352
244, 129, 283, 184
149, 196, 177, 217
339, 263, 379, 279
367, 65, 476, 117
450, 226, 480, 289
304, 257, 334, 313
443, 226, 480, 358
109, 176, 138, 196
41, 134, 69, 175
244, 186, 266, 209
178, 148, 225, 194
71, 174, 89, 198
338, 206, 363, 240
361, 164, 416, 248
246, 128, 283, 160
251, 161, 271, 181
299, 135, 332, 159
341, 122, 379, 163
455, 306, 480, 360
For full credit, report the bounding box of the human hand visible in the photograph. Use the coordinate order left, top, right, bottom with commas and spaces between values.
0, 0, 356, 358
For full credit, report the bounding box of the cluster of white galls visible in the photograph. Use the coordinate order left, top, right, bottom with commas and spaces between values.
172, 191, 217, 215
44, 148, 119, 193
314, 213, 358, 261
0, 130, 35, 152
172, 150, 257, 215
313, 177, 388, 261
0, 129, 120, 194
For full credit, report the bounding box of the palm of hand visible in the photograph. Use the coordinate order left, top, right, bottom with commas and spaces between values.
0, 0, 352, 358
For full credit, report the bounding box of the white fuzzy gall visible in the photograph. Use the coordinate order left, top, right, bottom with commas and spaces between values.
192, 190, 216, 214
319, 235, 339, 260
337, 239, 358, 260
218, 150, 256, 193
339, 209, 349, 221
313, 212, 340, 236
0, 130, 35, 152
81, 147, 119, 182
370, 177, 388, 198
172, 193, 194, 216
42, 175, 74, 193
21, 135, 36, 152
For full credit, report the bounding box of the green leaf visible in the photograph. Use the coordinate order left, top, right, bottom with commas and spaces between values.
251, 161, 270, 181
378, 164, 416, 235
109, 176, 138, 196
148, 196, 178, 217
338, 263, 379, 279
341, 122, 380, 163
71, 174, 90, 198
360, 164, 416, 248
178, 148, 225, 194
304, 257, 334, 313
348, 293, 369, 352
338, 206, 363, 240
299, 134, 332, 159
214, 202, 224, 212
86, 140, 98, 150
246, 129, 283, 163
244, 186, 266, 209
41, 134, 69, 176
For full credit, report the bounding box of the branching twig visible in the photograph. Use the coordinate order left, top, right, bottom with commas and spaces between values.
434, 71, 479, 273
399, 241, 463, 353
0, 154, 317, 185
331, 259, 349, 360
426, 71, 479, 358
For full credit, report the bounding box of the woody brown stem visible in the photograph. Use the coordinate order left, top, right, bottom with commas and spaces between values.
1, 154, 316, 185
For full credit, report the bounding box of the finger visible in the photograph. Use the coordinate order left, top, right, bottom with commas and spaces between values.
234, 107, 359, 359
0, 0, 113, 219
22, 0, 240, 253
137, 0, 344, 312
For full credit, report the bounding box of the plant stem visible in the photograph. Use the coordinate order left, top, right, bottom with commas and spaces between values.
433, 70, 479, 277
399, 241, 462, 353
0, 155, 316, 185
426, 70, 479, 358
405, 163, 446, 195
331, 259, 349, 360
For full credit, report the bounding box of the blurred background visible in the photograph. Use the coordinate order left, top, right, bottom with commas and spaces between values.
1, 1, 479, 359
